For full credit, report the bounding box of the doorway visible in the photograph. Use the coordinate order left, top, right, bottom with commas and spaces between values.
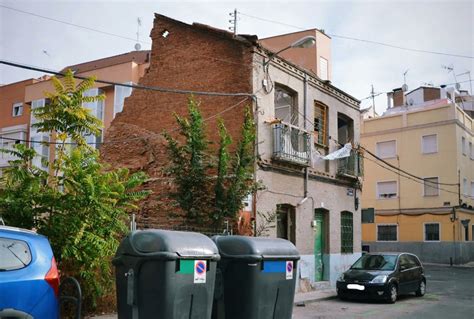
314, 208, 329, 281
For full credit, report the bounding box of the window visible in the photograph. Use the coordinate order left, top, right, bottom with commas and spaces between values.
275, 86, 298, 125
471, 181, 474, 197
377, 181, 397, 199
114, 83, 133, 116
319, 57, 328, 81
470, 141, 473, 160
276, 204, 295, 245
341, 211, 353, 253
314, 102, 327, 145
424, 223, 440, 241
83, 88, 104, 121
463, 178, 468, 195
423, 177, 439, 196
0, 237, 32, 271
407, 255, 421, 267
421, 134, 437, 154
472, 225, 474, 241
376, 140, 396, 159
377, 225, 397, 241
12, 103, 23, 117
361, 208, 375, 224
462, 137, 466, 155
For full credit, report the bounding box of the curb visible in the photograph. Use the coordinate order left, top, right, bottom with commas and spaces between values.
294, 293, 338, 306
424, 262, 474, 268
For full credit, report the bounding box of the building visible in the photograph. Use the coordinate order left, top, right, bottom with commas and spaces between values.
361, 85, 474, 264
100, 13, 363, 287
0, 51, 150, 173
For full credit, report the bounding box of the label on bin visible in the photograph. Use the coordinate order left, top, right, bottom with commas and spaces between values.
194, 260, 206, 284
286, 261, 293, 280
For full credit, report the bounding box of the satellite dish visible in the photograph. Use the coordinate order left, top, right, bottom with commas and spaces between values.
455, 83, 461, 91
134, 43, 141, 51
402, 84, 408, 92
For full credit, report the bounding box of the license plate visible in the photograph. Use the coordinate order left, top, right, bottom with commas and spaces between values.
347, 284, 365, 291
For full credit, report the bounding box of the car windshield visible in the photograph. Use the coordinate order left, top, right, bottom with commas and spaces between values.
351, 254, 397, 271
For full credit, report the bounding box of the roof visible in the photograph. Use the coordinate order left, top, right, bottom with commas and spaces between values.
261, 27, 331, 40
60, 50, 151, 74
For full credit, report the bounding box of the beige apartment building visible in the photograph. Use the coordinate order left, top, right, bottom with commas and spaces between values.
361, 85, 474, 264
0, 51, 150, 172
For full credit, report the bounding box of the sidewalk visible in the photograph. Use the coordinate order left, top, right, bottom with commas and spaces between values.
88, 289, 337, 318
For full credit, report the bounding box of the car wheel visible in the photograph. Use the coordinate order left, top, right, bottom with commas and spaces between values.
386, 283, 398, 304
415, 279, 426, 297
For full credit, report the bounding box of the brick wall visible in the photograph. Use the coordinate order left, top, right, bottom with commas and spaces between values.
100, 14, 255, 228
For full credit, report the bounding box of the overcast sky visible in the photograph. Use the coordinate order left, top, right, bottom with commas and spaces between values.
1, 0, 473, 114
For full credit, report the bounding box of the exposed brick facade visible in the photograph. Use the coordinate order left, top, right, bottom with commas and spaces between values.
100, 14, 255, 228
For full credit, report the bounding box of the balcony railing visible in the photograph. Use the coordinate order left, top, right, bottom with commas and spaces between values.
337, 150, 363, 178
272, 123, 311, 166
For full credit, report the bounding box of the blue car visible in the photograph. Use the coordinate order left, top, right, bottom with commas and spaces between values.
0, 226, 60, 318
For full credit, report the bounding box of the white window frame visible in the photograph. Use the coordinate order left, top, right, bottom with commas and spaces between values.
461, 136, 466, 156
469, 141, 473, 160
421, 134, 438, 154
376, 224, 398, 242
319, 57, 328, 81
376, 180, 398, 199
424, 222, 441, 242
376, 140, 397, 159
422, 176, 440, 197
12, 102, 23, 117
463, 178, 468, 195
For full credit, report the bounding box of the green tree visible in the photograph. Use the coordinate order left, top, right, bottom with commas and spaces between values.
164, 97, 257, 227
0, 70, 149, 309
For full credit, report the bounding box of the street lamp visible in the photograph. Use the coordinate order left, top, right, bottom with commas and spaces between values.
263, 35, 316, 67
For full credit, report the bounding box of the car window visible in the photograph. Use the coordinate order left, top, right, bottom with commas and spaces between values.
407, 255, 420, 267
0, 237, 32, 271
351, 254, 397, 270
398, 255, 416, 269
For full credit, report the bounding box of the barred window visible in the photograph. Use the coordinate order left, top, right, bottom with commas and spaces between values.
424, 223, 440, 241
377, 225, 397, 241
341, 211, 353, 253
314, 102, 327, 145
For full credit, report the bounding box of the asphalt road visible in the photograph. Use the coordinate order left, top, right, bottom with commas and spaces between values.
292, 265, 474, 319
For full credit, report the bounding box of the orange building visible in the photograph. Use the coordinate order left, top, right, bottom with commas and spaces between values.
0, 51, 150, 173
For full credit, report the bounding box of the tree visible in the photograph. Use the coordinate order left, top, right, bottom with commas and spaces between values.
164, 97, 257, 227
0, 70, 150, 309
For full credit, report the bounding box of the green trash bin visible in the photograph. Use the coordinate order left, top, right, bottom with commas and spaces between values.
113, 229, 220, 319
212, 236, 300, 319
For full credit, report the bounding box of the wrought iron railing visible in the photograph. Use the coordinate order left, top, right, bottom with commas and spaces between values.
337, 150, 363, 178
272, 123, 311, 166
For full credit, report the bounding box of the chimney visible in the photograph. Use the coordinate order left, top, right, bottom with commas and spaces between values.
387, 92, 393, 109
392, 88, 404, 107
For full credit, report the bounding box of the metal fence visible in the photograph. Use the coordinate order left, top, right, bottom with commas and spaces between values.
272, 123, 311, 166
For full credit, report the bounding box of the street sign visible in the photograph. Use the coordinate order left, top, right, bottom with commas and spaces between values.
286, 261, 293, 280
194, 260, 206, 284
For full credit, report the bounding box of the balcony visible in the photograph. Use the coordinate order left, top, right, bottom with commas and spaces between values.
337, 150, 363, 178
272, 123, 311, 166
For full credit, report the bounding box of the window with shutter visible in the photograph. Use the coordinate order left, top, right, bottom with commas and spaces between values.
341, 212, 353, 253
423, 177, 439, 196
314, 102, 327, 146
422, 134, 437, 154
377, 181, 397, 199
377, 225, 397, 241
424, 223, 440, 241
376, 140, 396, 159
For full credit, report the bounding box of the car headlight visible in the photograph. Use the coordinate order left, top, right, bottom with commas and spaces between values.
338, 273, 345, 282
370, 275, 388, 284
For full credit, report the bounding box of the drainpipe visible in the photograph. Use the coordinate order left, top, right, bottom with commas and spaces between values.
303, 72, 309, 198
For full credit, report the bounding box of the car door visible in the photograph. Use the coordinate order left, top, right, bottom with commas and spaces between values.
407, 254, 423, 292
397, 254, 412, 294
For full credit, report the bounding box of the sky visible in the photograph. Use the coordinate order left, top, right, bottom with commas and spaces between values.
1, 0, 473, 114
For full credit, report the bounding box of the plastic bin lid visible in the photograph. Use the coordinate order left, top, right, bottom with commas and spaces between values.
115, 229, 220, 260
212, 236, 300, 262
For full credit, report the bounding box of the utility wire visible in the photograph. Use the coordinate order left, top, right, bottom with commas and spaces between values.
0, 60, 255, 98
0, 97, 251, 146
0, 4, 152, 45
238, 11, 474, 59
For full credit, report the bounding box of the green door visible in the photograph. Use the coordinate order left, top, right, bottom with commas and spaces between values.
314, 211, 325, 281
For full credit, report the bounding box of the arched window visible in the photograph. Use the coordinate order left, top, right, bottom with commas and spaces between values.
341, 211, 353, 253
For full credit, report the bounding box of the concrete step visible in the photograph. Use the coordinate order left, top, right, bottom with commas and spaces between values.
312, 281, 332, 290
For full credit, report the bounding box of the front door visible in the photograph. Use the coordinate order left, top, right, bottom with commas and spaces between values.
314, 210, 326, 281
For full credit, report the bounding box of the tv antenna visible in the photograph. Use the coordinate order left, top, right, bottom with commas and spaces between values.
135, 17, 142, 51
402, 69, 409, 92
229, 9, 238, 35
443, 64, 465, 110
457, 70, 473, 95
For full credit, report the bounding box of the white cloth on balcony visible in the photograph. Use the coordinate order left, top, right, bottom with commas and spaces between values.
312, 143, 352, 162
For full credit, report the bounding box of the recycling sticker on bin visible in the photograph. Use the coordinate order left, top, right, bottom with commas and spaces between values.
194, 260, 206, 284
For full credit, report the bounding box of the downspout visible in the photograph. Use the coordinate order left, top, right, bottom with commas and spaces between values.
303, 72, 309, 198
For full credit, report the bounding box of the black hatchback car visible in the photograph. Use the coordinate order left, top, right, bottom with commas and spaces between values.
336, 252, 425, 303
